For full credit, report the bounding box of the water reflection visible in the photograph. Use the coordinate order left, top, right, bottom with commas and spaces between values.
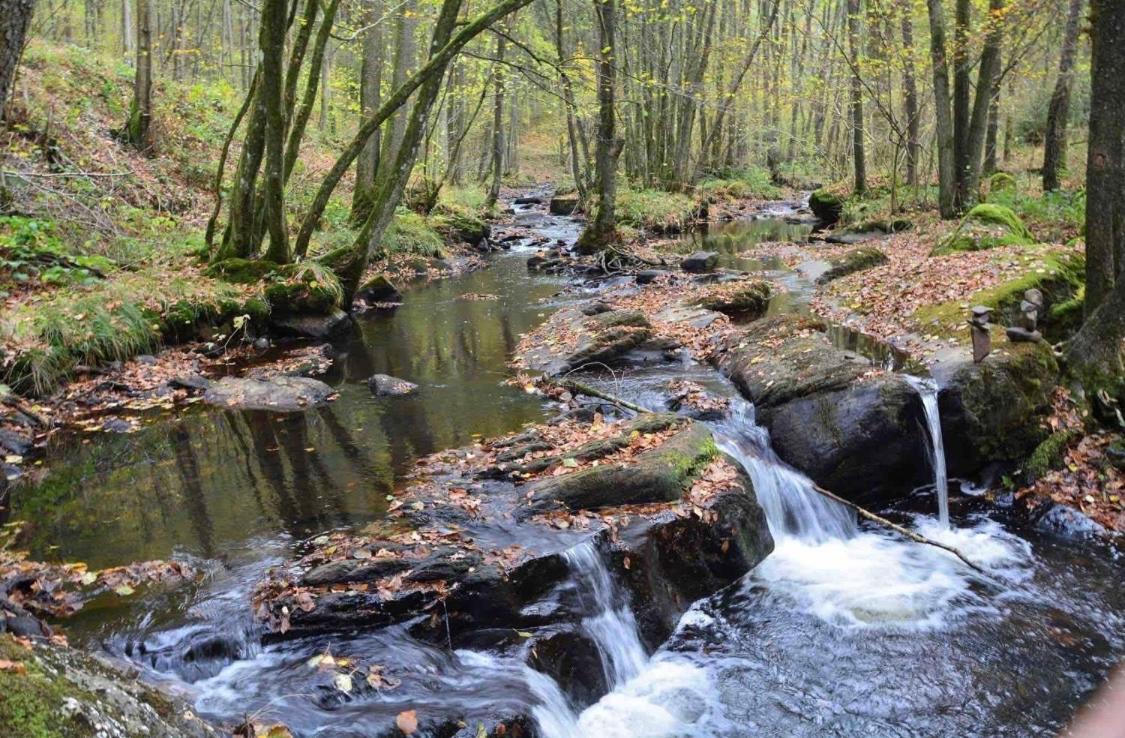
13, 252, 571, 569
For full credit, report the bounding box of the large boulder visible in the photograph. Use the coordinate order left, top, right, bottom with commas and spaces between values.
681, 251, 719, 273
935, 343, 1059, 478
549, 192, 580, 215
515, 307, 659, 375
203, 375, 335, 412
808, 189, 844, 225
932, 203, 1034, 255
270, 308, 352, 339
718, 316, 929, 504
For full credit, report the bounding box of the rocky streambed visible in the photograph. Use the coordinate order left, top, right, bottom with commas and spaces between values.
3, 191, 1122, 738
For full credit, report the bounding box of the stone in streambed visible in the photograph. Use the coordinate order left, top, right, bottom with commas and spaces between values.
815, 246, 889, 284
203, 375, 335, 412
270, 308, 352, 339
549, 192, 580, 215
528, 630, 608, 710
367, 373, 419, 396
695, 279, 772, 319
718, 316, 929, 504
681, 251, 719, 273
356, 274, 403, 303
516, 307, 656, 376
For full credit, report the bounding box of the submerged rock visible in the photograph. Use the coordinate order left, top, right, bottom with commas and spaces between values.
367, 373, 419, 396
203, 375, 335, 412
718, 316, 929, 503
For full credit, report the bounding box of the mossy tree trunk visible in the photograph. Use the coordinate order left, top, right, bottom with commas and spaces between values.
575, 0, 620, 255
259, 0, 289, 264
1041, 0, 1085, 192
125, 0, 154, 152
846, 0, 866, 195
483, 25, 507, 211
1066, 0, 1125, 403
350, 0, 384, 225
0, 0, 35, 122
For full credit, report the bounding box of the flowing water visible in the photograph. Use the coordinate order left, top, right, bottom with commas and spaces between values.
906, 376, 951, 528
8, 198, 1124, 737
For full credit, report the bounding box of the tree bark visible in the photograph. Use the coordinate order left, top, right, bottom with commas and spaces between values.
927, 0, 956, 217
125, 0, 155, 152
1042, 0, 1085, 192
575, 0, 620, 254
900, 11, 920, 187
484, 27, 507, 210
847, 0, 866, 194
0, 0, 35, 122
259, 0, 289, 263
352, 0, 385, 223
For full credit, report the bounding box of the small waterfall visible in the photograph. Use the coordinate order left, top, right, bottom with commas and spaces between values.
564, 542, 648, 687
713, 399, 855, 542
906, 376, 950, 527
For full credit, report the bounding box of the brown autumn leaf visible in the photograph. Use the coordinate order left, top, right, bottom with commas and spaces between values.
396, 709, 419, 735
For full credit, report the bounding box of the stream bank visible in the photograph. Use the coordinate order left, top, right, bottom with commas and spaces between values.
2, 191, 1122, 737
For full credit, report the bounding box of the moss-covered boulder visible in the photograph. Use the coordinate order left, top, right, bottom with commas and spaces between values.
0, 635, 219, 738
355, 273, 402, 303
204, 257, 279, 284
264, 263, 344, 315
936, 342, 1059, 477
432, 211, 490, 248
696, 279, 772, 318
988, 172, 1017, 193
718, 316, 930, 504
932, 204, 1035, 255
816, 246, 889, 284
809, 189, 844, 225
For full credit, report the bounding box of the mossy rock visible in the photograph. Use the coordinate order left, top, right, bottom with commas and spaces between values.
356, 273, 402, 302
1025, 428, 1082, 482
988, 172, 1017, 193
816, 246, 889, 284
809, 189, 844, 225
549, 193, 580, 215
0, 635, 219, 738
696, 280, 772, 318
932, 204, 1034, 256
204, 257, 279, 284
432, 212, 490, 247
265, 264, 344, 315
939, 342, 1059, 475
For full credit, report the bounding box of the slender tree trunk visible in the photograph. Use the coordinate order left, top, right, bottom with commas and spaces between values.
122, 0, 136, 59
381, 0, 418, 172
484, 28, 507, 210
847, 0, 866, 194
0, 0, 35, 122
575, 0, 620, 254
900, 11, 920, 187
259, 0, 289, 263
1042, 0, 1085, 192
927, 0, 956, 217
984, 73, 1000, 174
958, 0, 1003, 204
125, 0, 155, 152
352, 0, 384, 223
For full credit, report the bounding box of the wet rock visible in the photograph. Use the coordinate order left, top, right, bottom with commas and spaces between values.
434, 212, 491, 248
368, 373, 419, 397
636, 269, 671, 285
302, 556, 412, 587
549, 192, 580, 215
170, 373, 213, 392
528, 630, 607, 710
356, 274, 403, 303
203, 375, 335, 412
680, 251, 719, 274
0, 634, 220, 738
271, 308, 353, 339
719, 316, 929, 503
695, 279, 772, 319
525, 422, 716, 512
514, 195, 543, 205
815, 246, 889, 284
936, 343, 1058, 478
516, 307, 655, 376
808, 189, 843, 225
1015, 496, 1108, 540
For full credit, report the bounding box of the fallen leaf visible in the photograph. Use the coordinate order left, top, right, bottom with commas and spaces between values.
396, 710, 419, 735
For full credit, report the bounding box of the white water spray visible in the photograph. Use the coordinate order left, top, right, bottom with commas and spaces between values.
905, 376, 950, 527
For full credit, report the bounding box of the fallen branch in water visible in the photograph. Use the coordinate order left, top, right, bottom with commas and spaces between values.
557, 378, 649, 415
808, 482, 987, 574
555, 377, 989, 574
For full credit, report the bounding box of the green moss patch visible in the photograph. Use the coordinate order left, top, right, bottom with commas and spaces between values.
932, 204, 1035, 256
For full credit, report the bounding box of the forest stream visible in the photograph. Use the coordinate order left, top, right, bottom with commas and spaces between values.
10, 193, 1124, 737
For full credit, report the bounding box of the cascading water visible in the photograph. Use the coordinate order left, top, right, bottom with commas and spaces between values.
905, 376, 951, 527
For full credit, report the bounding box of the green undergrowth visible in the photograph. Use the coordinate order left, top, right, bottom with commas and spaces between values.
615, 188, 700, 232
984, 186, 1086, 243
913, 248, 1086, 339
933, 204, 1035, 256
698, 167, 783, 201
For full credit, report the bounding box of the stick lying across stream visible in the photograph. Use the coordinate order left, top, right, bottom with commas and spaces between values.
557, 378, 989, 574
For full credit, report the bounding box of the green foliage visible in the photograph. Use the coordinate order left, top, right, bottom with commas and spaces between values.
988, 172, 1017, 193
1025, 428, 1082, 481
698, 168, 783, 201
615, 188, 699, 232
381, 209, 445, 258
984, 187, 1086, 241
0, 217, 112, 291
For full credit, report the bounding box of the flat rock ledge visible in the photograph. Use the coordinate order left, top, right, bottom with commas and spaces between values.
251, 413, 773, 733
202, 375, 336, 412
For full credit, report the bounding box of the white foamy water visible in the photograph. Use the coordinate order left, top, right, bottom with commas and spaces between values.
906, 375, 951, 527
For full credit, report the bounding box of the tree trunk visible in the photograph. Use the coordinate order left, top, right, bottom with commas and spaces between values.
1042, 0, 1085, 192
484, 27, 507, 210
123, 0, 136, 59
381, 0, 418, 172
900, 10, 919, 187
125, 0, 155, 152
259, 0, 289, 263
0, 0, 35, 122
984, 72, 1000, 175
847, 0, 866, 194
927, 0, 956, 217
352, 0, 384, 222
575, 0, 620, 254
